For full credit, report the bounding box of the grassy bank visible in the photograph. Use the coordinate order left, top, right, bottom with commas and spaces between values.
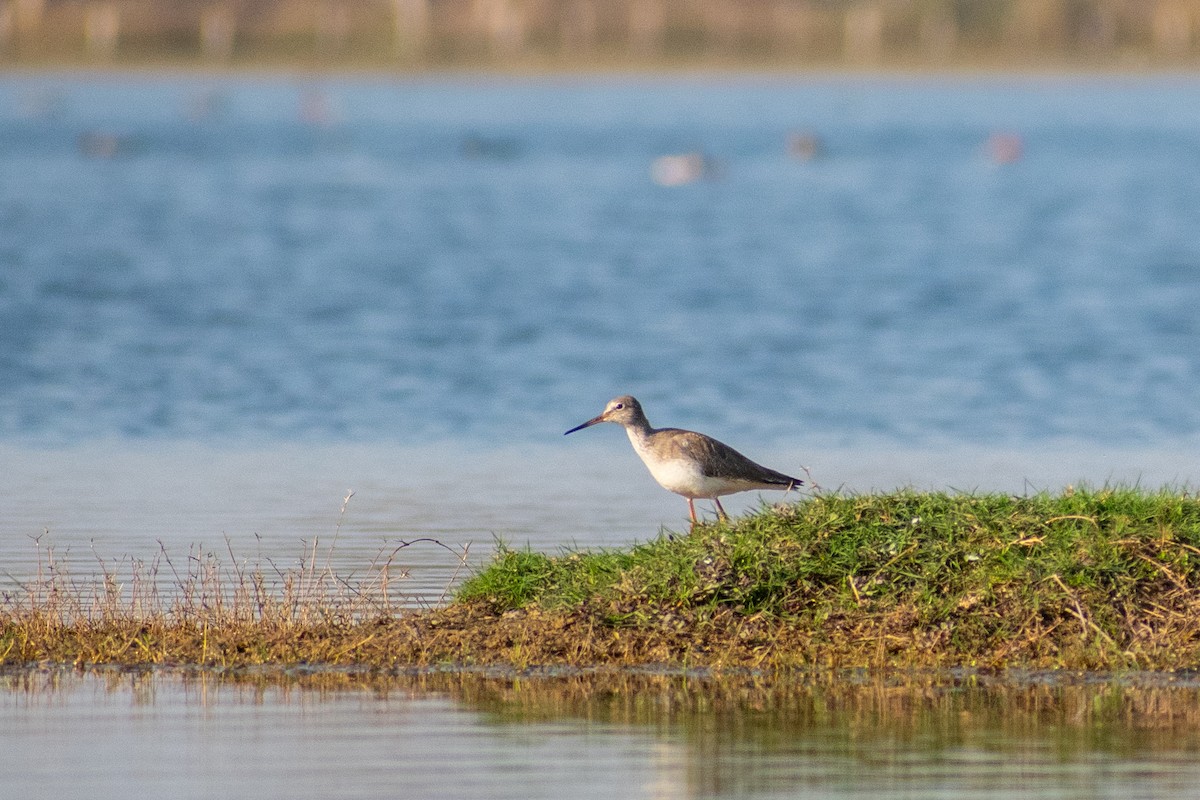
449, 487, 1200, 671
4, 488, 1200, 672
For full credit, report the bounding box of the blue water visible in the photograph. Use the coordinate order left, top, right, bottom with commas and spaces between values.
4, 75, 1200, 447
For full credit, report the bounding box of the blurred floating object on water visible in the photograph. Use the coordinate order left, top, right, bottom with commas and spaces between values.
460, 134, 522, 160
77, 131, 128, 159
18, 90, 66, 121
650, 152, 720, 186
299, 88, 335, 127
185, 89, 230, 122
787, 131, 822, 161
986, 131, 1024, 164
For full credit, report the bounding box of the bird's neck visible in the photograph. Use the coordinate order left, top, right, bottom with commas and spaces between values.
622, 418, 654, 451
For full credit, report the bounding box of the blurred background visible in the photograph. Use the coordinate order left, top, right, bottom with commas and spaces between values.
3, 0, 1200, 70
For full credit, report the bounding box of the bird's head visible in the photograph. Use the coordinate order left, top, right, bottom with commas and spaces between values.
564, 395, 645, 435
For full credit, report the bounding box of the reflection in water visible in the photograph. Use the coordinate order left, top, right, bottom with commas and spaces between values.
456, 670, 1200, 797
3, 667, 1200, 799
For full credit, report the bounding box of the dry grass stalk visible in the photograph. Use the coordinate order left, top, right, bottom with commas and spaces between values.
1, 493, 471, 667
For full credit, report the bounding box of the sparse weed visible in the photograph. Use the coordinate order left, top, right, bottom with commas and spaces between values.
0, 492, 470, 667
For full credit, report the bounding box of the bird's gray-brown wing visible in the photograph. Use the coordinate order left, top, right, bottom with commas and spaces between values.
655, 428, 803, 488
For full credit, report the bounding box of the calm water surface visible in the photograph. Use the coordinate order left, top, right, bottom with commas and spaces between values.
3, 74, 1200, 796
3, 667, 1200, 800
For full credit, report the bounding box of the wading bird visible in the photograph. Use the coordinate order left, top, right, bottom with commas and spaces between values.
564, 395, 804, 527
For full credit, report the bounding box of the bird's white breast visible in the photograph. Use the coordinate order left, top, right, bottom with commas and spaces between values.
627, 429, 751, 499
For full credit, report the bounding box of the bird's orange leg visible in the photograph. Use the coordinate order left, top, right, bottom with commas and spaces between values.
713, 497, 728, 521
687, 498, 697, 525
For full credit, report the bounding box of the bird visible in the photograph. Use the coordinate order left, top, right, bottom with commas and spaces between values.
564, 395, 804, 526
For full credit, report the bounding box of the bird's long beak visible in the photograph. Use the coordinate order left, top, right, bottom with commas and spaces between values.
564, 414, 606, 435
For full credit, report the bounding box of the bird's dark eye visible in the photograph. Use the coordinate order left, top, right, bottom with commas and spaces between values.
614, 403, 624, 409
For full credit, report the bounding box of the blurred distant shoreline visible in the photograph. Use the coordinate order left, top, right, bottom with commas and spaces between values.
3, 0, 1200, 75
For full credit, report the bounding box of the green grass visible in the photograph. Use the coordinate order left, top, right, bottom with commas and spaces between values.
456, 488, 1200, 669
